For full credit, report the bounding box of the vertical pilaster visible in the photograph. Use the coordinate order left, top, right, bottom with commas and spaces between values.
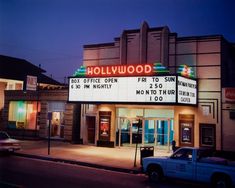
120, 31, 127, 65
140, 21, 149, 64
161, 26, 170, 67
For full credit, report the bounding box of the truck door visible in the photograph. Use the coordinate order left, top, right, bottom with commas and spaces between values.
166, 148, 195, 180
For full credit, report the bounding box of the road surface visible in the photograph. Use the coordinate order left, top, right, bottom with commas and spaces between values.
0, 155, 208, 188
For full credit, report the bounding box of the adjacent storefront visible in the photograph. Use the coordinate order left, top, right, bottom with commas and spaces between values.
8, 101, 40, 130
3, 90, 76, 141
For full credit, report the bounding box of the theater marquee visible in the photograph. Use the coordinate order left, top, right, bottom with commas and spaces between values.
69, 64, 197, 105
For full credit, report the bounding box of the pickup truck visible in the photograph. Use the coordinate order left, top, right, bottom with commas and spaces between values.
142, 147, 235, 188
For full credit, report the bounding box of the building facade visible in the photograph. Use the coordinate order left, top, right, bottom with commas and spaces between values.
2, 23, 235, 152
3, 89, 82, 142
73, 22, 235, 151
0, 55, 62, 113
0, 55, 79, 140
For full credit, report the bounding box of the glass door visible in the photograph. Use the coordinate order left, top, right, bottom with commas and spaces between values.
118, 117, 174, 150
119, 118, 131, 146
131, 119, 142, 144
117, 118, 142, 147
144, 120, 155, 145
157, 120, 169, 148
144, 119, 174, 150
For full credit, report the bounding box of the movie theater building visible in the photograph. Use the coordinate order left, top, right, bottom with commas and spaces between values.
69, 22, 235, 151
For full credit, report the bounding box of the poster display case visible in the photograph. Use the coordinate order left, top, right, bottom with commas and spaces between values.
179, 114, 194, 147
98, 111, 111, 142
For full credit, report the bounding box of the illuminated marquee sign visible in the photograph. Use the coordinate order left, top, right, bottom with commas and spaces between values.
73, 63, 169, 77
69, 76, 197, 105
177, 76, 197, 104
69, 76, 177, 103
69, 63, 197, 105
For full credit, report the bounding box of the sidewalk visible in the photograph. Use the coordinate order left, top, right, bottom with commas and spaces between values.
15, 140, 172, 173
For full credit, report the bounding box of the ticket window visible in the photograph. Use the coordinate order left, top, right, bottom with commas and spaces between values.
200, 124, 215, 148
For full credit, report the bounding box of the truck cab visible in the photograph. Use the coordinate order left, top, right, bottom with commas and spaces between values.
142, 147, 235, 188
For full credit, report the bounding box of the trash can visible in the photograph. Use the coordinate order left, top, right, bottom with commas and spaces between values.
140, 146, 154, 165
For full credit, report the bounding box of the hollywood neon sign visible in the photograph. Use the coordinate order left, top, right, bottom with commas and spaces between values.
87, 64, 153, 77
73, 63, 169, 77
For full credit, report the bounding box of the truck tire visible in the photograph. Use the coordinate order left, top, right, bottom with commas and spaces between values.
147, 165, 163, 183
211, 174, 231, 188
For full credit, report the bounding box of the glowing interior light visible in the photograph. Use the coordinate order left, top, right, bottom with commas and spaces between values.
18, 108, 25, 113
177, 64, 195, 78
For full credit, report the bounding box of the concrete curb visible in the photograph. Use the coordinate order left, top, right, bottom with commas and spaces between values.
13, 152, 142, 175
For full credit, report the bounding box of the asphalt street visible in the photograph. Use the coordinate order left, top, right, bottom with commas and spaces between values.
0, 155, 209, 188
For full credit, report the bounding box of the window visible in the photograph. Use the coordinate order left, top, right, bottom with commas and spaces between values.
8, 101, 40, 130
200, 124, 215, 148
15, 83, 23, 90
171, 148, 193, 161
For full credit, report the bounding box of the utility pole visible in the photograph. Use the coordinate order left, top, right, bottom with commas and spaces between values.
48, 112, 52, 155
134, 119, 141, 167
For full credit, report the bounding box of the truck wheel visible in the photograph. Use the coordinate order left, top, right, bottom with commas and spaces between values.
212, 175, 231, 188
147, 166, 163, 183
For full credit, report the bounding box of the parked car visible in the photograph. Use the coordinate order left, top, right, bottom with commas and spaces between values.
142, 147, 235, 188
0, 131, 21, 152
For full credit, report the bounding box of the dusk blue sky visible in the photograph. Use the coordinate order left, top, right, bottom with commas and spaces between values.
0, 0, 235, 83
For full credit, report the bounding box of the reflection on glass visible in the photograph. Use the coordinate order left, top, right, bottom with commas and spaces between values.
8, 101, 41, 130
132, 120, 142, 144
144, 120, 155, 144
120, 118, 131, 144
144, 120, 174, 146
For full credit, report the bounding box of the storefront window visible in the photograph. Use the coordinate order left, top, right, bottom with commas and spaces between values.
200, 124, 215, 148
8, 101, 40, 130
117, 108, 143, 118
48, 102, 65, 138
